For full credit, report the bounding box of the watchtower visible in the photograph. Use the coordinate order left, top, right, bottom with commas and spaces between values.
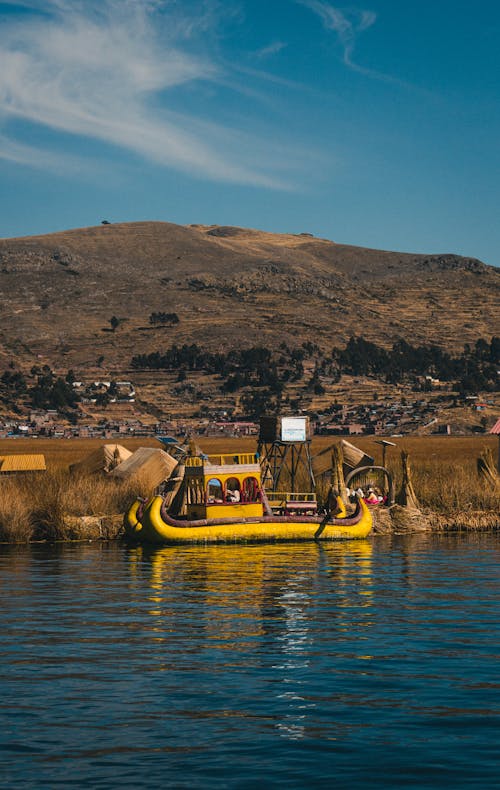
257, 415, 315, 493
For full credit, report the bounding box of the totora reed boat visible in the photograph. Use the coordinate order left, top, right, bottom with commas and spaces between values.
124, 452, 372, 544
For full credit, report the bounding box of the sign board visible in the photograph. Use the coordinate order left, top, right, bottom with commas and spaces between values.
281, 417, 307, 443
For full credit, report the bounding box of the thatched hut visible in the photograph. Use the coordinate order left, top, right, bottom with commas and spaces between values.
340, 439, 374, 475
70, 444, 132, 475
109, 447, 177, 490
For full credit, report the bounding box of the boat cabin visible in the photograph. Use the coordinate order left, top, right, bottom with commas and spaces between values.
184, 453, 264, 520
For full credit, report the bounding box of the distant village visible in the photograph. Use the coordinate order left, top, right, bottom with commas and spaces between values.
0, 375, 495, 440
1, 335, 497, 440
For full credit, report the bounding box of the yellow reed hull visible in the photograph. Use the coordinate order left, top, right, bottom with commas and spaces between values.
125, 496, 372, 544
124, 498, 142, 534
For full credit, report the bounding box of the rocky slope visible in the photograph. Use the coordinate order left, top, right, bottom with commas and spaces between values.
0, 221, 498, 374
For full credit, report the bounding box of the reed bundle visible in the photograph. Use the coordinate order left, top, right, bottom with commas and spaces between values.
395, 451, 420, 509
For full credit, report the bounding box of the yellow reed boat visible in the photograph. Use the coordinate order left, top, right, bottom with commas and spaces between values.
124, 452, 372, 544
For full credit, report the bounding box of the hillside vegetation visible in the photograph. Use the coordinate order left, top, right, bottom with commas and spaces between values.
0, 221, 498, 424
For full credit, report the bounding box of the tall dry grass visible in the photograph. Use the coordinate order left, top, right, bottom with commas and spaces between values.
0, 477, 35, 543
0, 436, 497, 542
388, 456, 499, 513
0, 437, 159, 470
0, 471, 148, 543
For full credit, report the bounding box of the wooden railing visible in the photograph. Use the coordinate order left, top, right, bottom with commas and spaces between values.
266, 492, 318, 514
186, 453, 257, 467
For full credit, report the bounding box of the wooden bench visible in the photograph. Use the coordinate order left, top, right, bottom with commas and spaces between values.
281, 501, 318, 516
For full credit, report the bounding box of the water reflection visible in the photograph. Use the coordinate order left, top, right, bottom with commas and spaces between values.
127, 541, 373, 631
1, 536, 498, 788
125, 541, 374, 741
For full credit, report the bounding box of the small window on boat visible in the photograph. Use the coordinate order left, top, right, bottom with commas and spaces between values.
225, 477, 241, 502
242, 476, 260, 503
207, 478, 223, 503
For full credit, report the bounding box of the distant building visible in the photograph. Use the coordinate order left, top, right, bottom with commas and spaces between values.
322, 423, 343, 435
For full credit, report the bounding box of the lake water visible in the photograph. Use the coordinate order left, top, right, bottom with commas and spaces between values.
0, 535, 499, 789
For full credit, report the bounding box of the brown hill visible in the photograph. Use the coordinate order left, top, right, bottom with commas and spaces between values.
0, 221, 498, 376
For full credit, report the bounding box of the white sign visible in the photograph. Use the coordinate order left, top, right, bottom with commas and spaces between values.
281, 417, 307, 442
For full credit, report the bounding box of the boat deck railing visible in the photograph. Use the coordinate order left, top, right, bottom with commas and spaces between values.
266, 491, 318, 515
186, 453, 258, 467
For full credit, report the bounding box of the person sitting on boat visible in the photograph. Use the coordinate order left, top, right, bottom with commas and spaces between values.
364, 487, 379, 505
226, 485, 240, 503
375, 488, 386, 504
348, 487, 358, 503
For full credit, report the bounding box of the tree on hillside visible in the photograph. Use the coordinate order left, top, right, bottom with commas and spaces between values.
0, 370, 27, 403
29, 368, 80, 411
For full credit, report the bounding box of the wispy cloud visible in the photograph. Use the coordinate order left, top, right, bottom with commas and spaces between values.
299, 1, 376, 67
0, 133, 87, 174
298, 1, 401, 82
299, 1, 433, 94
254, 41, 287, 60
0, 0, 292, 187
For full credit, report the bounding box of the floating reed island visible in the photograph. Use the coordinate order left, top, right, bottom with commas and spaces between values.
0, 437, 498, 543
370, 448, 499, 534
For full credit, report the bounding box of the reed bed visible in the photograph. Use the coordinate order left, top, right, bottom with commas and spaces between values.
1, 435, 496, 471
0, 470, 150, 543
0, 435, 497, 542
0, 478, 34, 543
390, 456, 498, 513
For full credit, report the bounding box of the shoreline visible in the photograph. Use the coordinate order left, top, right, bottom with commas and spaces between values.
1, 436, 498, 543
0, 507, 498, 545
371, 505, 499, 535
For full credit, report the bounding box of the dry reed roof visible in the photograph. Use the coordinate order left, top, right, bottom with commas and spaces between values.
340, 439, 374, 470
70, 444, 132, 475
312, 444, 337, 477
109, 447, 177, 489
311, 441, 375, 479
0, 454, 46, 473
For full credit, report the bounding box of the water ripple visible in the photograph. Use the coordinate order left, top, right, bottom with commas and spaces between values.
0, 535, 499, 788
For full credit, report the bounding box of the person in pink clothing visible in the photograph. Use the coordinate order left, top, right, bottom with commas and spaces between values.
364, 488, 379, 505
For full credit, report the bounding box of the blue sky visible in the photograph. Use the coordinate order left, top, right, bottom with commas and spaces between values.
0, 0, 498, 265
